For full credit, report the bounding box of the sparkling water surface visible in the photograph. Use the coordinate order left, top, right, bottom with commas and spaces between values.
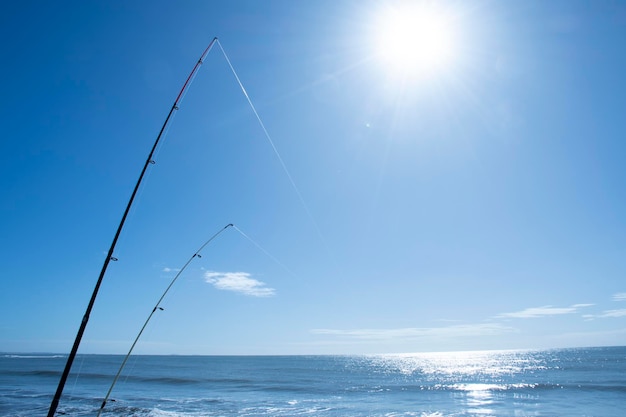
1, 347, 625, 416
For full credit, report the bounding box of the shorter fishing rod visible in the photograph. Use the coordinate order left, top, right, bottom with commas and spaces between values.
97, 223, 233, 416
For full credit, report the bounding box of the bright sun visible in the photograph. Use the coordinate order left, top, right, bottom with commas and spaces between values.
374, 4, 456, 78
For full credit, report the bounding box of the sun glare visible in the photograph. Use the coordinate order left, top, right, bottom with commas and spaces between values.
374, 4, 456, 78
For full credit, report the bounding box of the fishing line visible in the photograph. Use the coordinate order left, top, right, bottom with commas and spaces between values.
232, 225, 298, 279
66, 352, 87, 408
216, 40, 329, 250
97, 223, 233, 416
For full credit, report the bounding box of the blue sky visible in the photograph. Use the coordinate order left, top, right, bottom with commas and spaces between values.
1, 0, 625, 355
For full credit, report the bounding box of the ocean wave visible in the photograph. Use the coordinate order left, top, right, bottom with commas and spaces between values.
4, 350, 626, 416
3, 354, 65, 359
2, 369, 61, 378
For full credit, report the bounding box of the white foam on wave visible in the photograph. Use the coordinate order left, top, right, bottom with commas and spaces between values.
148, 408, 191, 417
3, 354, 64, 359
450, 382, 537, 392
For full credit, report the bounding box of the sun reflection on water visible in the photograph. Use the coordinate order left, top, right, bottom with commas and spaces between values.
359, 349, 546, 416
369, 349, 546, 377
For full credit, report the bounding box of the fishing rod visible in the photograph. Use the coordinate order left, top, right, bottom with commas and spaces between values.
47, 37, 219, 417
97, 223, 233, 416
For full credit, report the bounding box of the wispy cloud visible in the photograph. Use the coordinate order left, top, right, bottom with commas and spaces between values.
612, 293, 626, 302
163, 267, 181, 273
600, 309, 626, 317
584, 309, 626, 320
204, 271, 275, 297
496, 304, 593, 319
311, 323, 515, 341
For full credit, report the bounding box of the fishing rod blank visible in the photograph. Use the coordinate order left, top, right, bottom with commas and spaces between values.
97, 223, 233, 416
47, 37, 219, 417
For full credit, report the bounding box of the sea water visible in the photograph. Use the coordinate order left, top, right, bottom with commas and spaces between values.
1, 346, 625, 416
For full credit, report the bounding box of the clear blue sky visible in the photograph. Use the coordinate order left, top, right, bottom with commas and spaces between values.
1, 0, 625, 355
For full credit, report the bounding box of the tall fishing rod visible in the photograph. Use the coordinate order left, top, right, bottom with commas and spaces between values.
97, 223, 233, 416
47, 37, 219, 417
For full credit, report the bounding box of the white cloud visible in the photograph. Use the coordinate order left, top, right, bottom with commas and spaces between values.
586, 309, 626, 319
204, 271, 275, 297
163, 267, 181, 273
496, 304, 593, 319
311, 323, 515, 340
612, 293, 626, 302
601, 309, 626, 318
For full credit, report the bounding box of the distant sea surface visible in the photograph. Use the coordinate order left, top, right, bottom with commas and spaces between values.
1, 346, 625, 416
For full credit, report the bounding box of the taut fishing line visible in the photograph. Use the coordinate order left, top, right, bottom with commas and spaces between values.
216, 40, 329, 251
97, 223, 233, 416
232, 225, 298, 279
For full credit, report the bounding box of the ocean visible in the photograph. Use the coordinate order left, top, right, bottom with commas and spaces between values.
1, 346, 625, 416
